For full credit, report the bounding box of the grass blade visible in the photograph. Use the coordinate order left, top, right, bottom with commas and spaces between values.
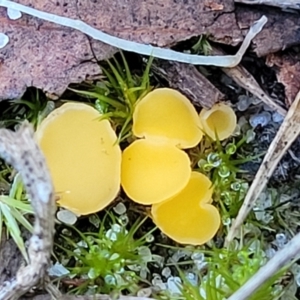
0, 196, 33, 213
0, 202, 28, 262
9, 207, 33, 233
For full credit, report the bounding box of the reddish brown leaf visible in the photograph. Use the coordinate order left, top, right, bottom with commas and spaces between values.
236, 5, 300, 57
266, 52, 300, 106
0, 4, 116, 100
0, 0, 242, 100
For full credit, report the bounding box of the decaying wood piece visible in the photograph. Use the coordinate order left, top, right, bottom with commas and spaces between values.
235, 0, 300, 10
0, 3, 116, 100
152, 60, 224, 109
0, 122, 55, 300
0, 1, 267, 67
0, 232, 24, 285
221, 63, 287, 115
228, 231, 300, 300
226, 90, 300, 244
0, 0, 241, 101
213, 47, 287, 115
58, 295, 155, 300
266, 52, 300, 106
236, 5, 300, 57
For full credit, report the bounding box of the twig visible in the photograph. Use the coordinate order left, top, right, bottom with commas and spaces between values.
0, 122, 55, 300
235, 0, 300, 10
213, 47, 287, 116
151, 60, 224, 109
228, 231, 300, 300
226, 90, 300, 244
0, 0, 267, 67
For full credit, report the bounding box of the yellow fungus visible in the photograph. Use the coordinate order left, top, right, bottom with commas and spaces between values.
199, 102, 237, 141
121, 139, 191, 205
36, 102, 121, 215
133, 88, 203, 148
151, 172, 220, 245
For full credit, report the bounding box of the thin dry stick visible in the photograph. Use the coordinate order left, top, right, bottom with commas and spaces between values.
226, 89, 300, 244
213, 47, 287, 116
228, 232, 300, 300
222, 66, 286, 115
0, 122, 55, 300
0, 0, 267, 67
235, 0, 300, 10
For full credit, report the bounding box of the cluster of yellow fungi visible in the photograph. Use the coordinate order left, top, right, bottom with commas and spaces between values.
36, 88, 237, 245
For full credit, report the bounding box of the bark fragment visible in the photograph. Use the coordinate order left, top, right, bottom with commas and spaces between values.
0, 0, 242, 100
266, 51, 300, 106
152, 60, 224, 109
236, 5, 300, 57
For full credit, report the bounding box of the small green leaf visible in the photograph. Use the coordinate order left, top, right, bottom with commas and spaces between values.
120, 51, 134, 89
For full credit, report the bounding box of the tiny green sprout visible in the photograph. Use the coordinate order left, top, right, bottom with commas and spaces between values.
0, 173, 33, 263
191, 35, 212, 56
56, 211, 157, 295
158, 238, 287, 300
69, 52, 154, 143
190, 134, 263, 222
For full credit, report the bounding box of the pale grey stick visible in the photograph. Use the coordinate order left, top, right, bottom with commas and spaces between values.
226, 90, 300, 244
228, 232, 300, 300
235, 0, 300, 10
0, 122, 55, 300
212, 47, 287, 116
0, 0, 267, 67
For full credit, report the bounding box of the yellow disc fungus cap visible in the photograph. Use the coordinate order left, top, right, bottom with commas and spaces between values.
121, 139, 191, 205
199, 103, 237, 141
36, 102, 121, 215
151, 172, 220, 245
133, 88, 203, 148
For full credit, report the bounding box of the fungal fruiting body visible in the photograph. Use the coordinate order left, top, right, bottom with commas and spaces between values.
121, 139, 191, 205
36, 102, 121, 215
121, 88, 203, 205
151, 172, 221, 245
199, 102, 237, 141
133, 88, 203, 148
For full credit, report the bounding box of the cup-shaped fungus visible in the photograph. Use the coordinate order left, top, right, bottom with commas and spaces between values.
133, 88, 203, 148
121, 139, 191, 205
121, 88, 203, 205
36, 102, 121, 215
151, 172, 220, 245
199, 103, 237, 141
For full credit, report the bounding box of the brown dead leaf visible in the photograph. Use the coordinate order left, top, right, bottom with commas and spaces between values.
236, 4, 300, 57
266, 52, 300, 106
75, 0, 240, 47
0, 0, 242, 100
